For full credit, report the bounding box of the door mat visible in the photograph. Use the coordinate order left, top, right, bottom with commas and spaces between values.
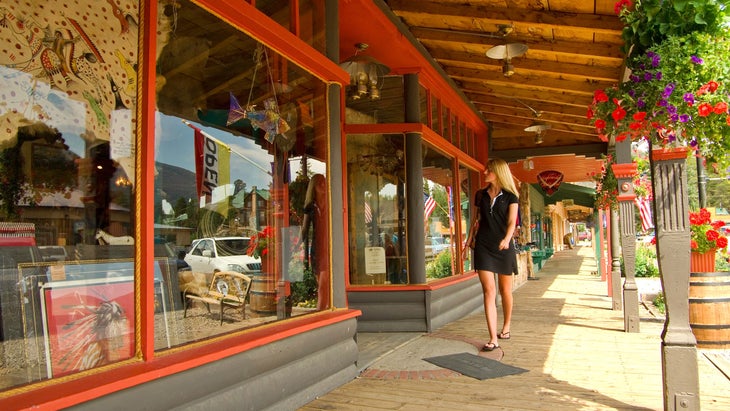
423, 352, 528, 380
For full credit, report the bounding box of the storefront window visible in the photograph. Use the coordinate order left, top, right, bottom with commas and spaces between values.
419, 84, 429, 125
154, 1, 330, 346
431, 98, 441, 135
423, 145, 456, 281
253, 0, 326, 54
0, 0, 139, 390
346, 134, 406, 285
345, 76, 404, 124
442, 108, 451, 143
459, 166, 478, 272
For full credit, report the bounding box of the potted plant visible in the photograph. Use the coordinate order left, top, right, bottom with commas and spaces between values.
689, 208, 728, 272
247, 226, 275, 272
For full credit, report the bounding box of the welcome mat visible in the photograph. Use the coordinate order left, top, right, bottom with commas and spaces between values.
423, 352, 528, 380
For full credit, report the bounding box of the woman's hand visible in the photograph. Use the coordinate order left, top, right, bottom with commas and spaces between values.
498, 238, 511, 250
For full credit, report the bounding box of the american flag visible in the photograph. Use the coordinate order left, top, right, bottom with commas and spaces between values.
364, 201, 372, 224
635, 196, 654, 231
424, 193, 437, 222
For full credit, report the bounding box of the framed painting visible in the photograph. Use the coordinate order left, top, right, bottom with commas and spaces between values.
40, 276, 134, 378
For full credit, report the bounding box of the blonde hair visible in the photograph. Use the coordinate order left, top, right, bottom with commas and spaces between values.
487, 158, 518, 197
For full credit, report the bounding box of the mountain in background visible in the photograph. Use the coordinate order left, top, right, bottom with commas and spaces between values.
155, 162, 197, 205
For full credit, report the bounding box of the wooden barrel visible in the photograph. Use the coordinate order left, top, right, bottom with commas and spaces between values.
249, 273, 276, 315
689, 272, 730, 349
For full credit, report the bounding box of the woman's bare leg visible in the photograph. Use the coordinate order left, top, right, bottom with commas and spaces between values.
498, 273, 513, 335
478, 270, 498, 346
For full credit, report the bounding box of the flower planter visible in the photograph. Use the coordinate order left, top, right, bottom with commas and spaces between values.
690, 251, 716, 273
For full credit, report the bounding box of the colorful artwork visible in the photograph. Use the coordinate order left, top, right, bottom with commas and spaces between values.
43, 280, 134, 377
0, 0, 139, 147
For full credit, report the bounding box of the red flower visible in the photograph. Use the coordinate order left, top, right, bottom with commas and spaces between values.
614, 0, 633, 15
698, 102, 713, 117
594, 89, 609, 103
713, 102, 728, 114
699, 208, 712, 223
587, 107, 594, 119
711, 220, 726, 230
633, 111, 647, 121
611, 105, 626, 122
595, 119, 606, 130
717, 236, 728, 249
706, 230, 720, 241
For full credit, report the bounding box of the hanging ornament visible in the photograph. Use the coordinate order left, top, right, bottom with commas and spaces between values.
536, 170, 564, 196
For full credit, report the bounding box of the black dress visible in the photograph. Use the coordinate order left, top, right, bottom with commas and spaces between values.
473, 188, 519, 274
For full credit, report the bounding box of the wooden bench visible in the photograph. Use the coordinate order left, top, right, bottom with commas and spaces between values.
183, 271, 252, 325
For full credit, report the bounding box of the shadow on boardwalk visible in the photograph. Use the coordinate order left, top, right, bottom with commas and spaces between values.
301, 246, 730, 411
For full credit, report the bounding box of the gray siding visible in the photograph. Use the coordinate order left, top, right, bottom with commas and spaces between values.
349, 276, 483, 332
69, 318, 359, 411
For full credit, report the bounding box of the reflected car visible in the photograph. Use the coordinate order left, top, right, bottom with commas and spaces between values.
184, 237, 261, 274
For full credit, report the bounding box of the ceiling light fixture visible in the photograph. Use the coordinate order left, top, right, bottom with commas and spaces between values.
340, 43, 390, 100
486, 43, 528, 77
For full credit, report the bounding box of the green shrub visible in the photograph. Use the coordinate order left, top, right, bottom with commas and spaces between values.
426, 251, 452, 279
716, 252, 730, 272
635, 243, 659, 277
653, 291, 665, 314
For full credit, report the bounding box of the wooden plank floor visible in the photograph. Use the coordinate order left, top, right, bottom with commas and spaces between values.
301, 246, 730, 411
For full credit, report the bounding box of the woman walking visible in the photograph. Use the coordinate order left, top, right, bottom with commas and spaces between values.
463, 158, 519, 351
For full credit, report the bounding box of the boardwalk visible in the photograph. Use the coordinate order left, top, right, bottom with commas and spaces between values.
301, 246, 730, 410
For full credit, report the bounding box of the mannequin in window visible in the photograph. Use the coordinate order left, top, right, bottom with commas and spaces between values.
300, 174, 330, 310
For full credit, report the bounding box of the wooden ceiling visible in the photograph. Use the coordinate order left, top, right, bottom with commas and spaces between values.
341, 0, 625, 184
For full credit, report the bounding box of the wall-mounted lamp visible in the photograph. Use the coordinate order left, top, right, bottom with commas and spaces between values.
340, 43, 390, 100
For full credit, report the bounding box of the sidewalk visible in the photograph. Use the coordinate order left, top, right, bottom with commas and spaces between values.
301, 246, 730, 410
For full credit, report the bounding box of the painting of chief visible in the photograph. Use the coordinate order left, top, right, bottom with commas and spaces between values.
43, 280, 134, 377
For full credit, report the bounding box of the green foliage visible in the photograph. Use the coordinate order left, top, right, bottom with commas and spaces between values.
618, 0, 730, 59
290, 267, 318, 307
592, 154, 618, 210
653, 291, 666, 314
635, 243, 659, 277
426, 250, 452, 279
717, 253, 730, 272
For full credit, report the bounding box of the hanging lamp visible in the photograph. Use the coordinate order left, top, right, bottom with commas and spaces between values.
340, 43, 390, 100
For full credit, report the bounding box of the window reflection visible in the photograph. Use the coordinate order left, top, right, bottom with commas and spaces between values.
423, 145, 456, 280
347, 134, 406, 285
459, 166, 477, 272
0, 0, 138, 389
154, 1, 330, 346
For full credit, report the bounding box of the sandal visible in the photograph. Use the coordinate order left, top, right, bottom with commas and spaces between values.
481, 342, 499, 352
498, 331, 511, 340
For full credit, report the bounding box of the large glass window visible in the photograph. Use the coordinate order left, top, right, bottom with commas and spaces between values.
154, 1, 331, 346
459, 165, 479, 272
0, 0, 139, 390
346, 134, 406, 285
423, 145, 456, 280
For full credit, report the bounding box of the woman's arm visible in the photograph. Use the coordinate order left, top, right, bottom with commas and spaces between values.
499, 202, 519, 250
